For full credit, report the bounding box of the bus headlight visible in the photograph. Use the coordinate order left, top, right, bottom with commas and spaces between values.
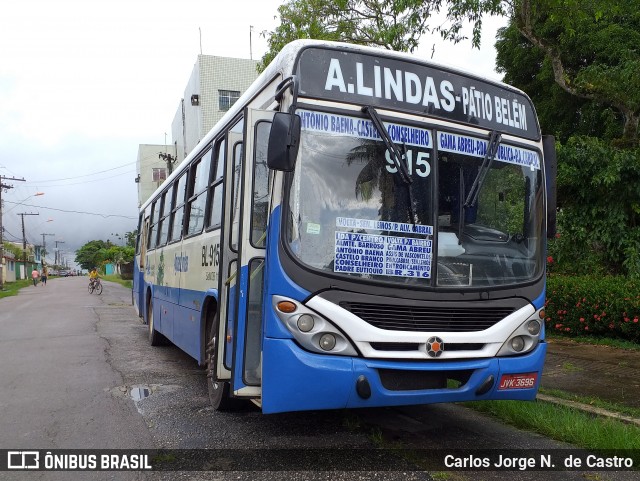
319, 333, 336, 351
511, 336, 525, 352
497, 309, 544, 357
297, 314, 315, 332
273, 296, 357, 356
527, 320, 541, 335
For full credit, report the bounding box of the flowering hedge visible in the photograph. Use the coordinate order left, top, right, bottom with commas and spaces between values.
545, 275, 640, 343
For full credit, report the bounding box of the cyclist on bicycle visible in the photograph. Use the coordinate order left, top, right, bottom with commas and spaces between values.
89, 268, 100, 287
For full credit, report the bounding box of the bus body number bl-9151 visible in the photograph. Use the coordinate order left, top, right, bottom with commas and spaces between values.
202, 243, 220, 268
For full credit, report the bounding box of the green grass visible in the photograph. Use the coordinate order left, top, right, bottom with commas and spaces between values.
464, 398, 640, 450
539, 387, 640, 419
548, 333, 640, 351
0, 278, 36, 299
102, 274, 132, 289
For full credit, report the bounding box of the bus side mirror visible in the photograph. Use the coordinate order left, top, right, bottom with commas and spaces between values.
543, 135, 557, 238
267, 112, 301, 171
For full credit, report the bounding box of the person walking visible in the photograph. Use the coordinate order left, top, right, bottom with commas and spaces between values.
31, 268, 40, 287
41, 265, 48, 286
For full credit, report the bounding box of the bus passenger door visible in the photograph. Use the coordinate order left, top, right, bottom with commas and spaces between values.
134, 215, 150, 316
229, 109, 274, 399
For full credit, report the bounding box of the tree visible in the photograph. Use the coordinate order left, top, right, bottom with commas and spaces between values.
495, 24, 622, 143
434, 0, 640, 144
508, 1, 640, 146
262, 0, 640, 145
75, 240, 108, 271
258, 0, 503, 71
549, 138, 640, 277
75, 239, 135, 273
125, 230, 137, 248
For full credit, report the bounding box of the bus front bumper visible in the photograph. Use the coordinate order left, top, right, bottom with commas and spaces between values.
261, 338, 546, 414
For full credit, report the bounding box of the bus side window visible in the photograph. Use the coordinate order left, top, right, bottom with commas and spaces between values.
170, 173, 187, 242
208, 140, 226, 230
148, 200, 160, 250
140, 218, 149, 267
157, 190, 170, 247
186, 148, 212, 236
251, 121, 271, 247
230, 142, 243, 251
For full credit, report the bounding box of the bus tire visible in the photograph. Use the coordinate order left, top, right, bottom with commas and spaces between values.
147, 296, 167, 346
206, 314, 239, 411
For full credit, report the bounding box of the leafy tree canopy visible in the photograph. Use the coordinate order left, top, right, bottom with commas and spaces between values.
260, 0, 639, 145
258, 0, 504, 71
75, 240, 108, 271
496, 1, 640, 145
75, 240, 135, 271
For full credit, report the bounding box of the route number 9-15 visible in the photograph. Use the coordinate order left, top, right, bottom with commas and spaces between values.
385, 150, 430, 178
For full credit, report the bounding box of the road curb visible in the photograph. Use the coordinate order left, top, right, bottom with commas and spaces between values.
537, 393, 640, 427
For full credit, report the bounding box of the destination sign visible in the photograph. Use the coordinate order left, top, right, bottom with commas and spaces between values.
437, 131, 540, 170
334, 217, 433, 279
296, 47, 540, 140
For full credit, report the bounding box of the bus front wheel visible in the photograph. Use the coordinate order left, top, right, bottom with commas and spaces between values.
206, 315, 239, 411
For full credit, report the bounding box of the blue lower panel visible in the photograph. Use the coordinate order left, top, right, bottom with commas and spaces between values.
262, 338, 547, 414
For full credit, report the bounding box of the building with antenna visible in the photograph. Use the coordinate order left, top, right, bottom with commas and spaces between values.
171, 55, 258, 163
135, 55, 258, 207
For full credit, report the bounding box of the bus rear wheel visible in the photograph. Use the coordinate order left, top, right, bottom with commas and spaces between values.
206, 314, 240, 411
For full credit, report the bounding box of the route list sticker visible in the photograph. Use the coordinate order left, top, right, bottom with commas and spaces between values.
334, 217, 433, 278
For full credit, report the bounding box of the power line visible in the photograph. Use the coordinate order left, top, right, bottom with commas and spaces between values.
25, 161, 136, 183
4, 201, 137, 219
24, 169, 136, 188
2, 228, 22, 241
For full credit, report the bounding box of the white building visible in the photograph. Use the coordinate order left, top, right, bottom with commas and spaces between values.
172, 55, 258, 163
136, 55, 258, 207
135, 144, 174, 208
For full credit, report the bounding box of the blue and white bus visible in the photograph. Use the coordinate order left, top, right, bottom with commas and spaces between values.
133, 40, 556, 414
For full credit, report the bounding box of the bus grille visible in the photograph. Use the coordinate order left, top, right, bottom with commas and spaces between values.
341, 302, 513, 332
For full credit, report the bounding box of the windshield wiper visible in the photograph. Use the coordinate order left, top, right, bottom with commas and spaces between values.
464, 130, 501, 208
361, 106, 412, 185
361, 106, 419, 228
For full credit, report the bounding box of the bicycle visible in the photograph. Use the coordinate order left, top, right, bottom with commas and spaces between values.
88, 278, 103, 295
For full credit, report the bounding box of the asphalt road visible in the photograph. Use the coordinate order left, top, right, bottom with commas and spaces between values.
0, 277, 635, 481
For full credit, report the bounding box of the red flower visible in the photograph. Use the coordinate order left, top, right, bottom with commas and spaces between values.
579, 318, 585, 323
555, 323, 563, 329
634, 318, 639, 323
585, 326, 590, 331
547, 256, 554, 264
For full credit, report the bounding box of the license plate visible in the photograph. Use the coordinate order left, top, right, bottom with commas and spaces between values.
498, 373, 538, 390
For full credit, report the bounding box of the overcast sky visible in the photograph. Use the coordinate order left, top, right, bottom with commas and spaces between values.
0, 0, 506, 266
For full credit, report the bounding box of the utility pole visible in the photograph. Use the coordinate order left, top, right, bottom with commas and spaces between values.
55, 240, 65, 266
18, 212, 38, 278
250, 25, 254, 60
0, 175, 26, 290
40, 233, 54, 264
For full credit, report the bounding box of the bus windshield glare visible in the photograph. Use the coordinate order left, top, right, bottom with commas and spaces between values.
286, 109, 544, 288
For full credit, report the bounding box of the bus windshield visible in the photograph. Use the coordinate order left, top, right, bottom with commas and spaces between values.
286, 110, 544, 288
